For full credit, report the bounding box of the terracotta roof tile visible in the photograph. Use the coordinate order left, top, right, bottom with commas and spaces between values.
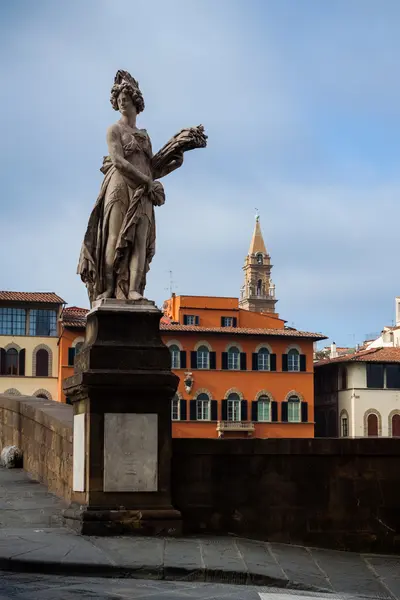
59, 307, 326, 339
161, 323, 326, 339
61, 306, 88, 328
0, 291, 65, 303
315, 346, 400, 366
63, 306, 89, 315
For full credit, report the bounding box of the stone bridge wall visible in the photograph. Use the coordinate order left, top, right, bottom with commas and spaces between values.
172, 437, 400, 553
0, 394, 73, 502
0, 394, 399, 552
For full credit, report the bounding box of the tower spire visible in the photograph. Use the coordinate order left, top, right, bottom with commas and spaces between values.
239, 216, 277, 314
248, 212, 267, 255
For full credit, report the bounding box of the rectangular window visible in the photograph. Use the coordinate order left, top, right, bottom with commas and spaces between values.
171, 399, 180, 421
197, 351, 209, 369
197, 400, 210, 420
288, 353, 300, 371
258, 352, 270, 371
0, 308, 27, 335
171, 350, 180, 369
29, 310, 57, 336
222, 317, 233, 327
257, 401, 271, 422
341, 417, 348, 437
227, 400, 241, 421
386, 364, 400, 389
228, 352, 239, 370
288, 401, 301, 422
184, 315, 198, 325
366, 363, 384, 389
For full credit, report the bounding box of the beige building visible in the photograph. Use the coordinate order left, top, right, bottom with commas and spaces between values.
314, 347, 400, 438
0, 291, 65, 400
239, 217, 277, 314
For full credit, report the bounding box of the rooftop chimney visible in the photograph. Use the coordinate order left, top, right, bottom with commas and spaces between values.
330, 342, 338, 359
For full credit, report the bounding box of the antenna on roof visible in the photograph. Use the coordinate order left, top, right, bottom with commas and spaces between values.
164, 270, 177, 296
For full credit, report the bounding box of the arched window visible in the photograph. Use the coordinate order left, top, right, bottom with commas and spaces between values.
36, 349, 49, 377
37, 394, 48, 399
196, 393, 210, 420
367, 413, 378, 437
392, 414, 400, 437
169, 344, 180, 369
256, 279, 262, 296
228, 346, 240, 370
288, 395, 301, 422
5, 349, 18, 375
75, 342, 84, 355
258, 347, 270, 371
171, 395, 180, 421
256, 253, 263, 265
257, 395, 271, 422
227, 392, 241, 422
341, 413, 348, 437
288, 348, 300, 372
197, 345, 209, 370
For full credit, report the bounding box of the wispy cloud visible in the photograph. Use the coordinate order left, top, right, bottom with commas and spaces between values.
1, 0, 400, 345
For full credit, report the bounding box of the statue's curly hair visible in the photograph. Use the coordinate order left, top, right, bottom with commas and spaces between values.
110, 81, 145, 114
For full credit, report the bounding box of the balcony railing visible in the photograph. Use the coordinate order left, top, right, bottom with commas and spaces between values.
217, 421, 255, 437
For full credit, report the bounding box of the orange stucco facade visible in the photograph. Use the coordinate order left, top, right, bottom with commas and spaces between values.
58, 296, 322, 439
163, 295, 317, 438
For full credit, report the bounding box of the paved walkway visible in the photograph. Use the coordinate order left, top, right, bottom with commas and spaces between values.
0, 467, 400, 598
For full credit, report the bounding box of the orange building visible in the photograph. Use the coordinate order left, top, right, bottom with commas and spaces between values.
58, 219, 326, 438
57, 306, 87, 403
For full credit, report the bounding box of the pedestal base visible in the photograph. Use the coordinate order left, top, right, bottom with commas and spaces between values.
63, 298, 181, 537
64, 504, 182, 536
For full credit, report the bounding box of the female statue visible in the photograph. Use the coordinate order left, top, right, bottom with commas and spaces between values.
78, 70, 207, 304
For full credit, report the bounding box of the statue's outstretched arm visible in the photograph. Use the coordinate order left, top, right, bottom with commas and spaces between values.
152, 125, 207, 179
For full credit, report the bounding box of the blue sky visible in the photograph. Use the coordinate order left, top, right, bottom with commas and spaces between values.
1, 0, 400, 347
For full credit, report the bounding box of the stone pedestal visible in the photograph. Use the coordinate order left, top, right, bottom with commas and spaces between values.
63, 298, 182, 536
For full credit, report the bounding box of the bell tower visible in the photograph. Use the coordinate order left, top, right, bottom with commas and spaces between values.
239, 215, 277, 313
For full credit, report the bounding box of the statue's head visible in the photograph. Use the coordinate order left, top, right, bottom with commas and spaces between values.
110, 70, 145, 115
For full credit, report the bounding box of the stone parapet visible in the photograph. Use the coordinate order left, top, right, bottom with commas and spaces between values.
0, 393, 73, 501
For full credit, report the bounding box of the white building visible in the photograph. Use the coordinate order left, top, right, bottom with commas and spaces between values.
314, 347, 400, 438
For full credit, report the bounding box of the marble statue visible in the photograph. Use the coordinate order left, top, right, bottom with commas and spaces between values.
78, 70, 207, 304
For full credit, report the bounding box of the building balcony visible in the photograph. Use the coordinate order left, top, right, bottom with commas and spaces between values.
217, 420, 255, 438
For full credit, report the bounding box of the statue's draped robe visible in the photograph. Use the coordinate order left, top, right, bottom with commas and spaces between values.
78, 129, 165, 302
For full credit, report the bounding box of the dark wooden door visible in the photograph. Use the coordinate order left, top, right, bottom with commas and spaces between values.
367, 413, 378, 436
392, 414, 400, 437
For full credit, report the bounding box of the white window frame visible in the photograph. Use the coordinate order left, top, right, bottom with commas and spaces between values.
288, 396, 301, 422
171, 397, 180, 421
227, 398, 241, 421
169, 345, 181, 369
341, 415, 348, 437
228, 347, 240, 370
197, 346, 210, 369
222, 317, 233, 327
288, 349, 300, 372
196, 396, 210, 420
258, 349, 270, 371
257, 398, 271, 422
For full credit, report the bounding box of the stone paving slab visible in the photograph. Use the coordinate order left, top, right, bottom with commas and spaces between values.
0, 467, 399, 598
